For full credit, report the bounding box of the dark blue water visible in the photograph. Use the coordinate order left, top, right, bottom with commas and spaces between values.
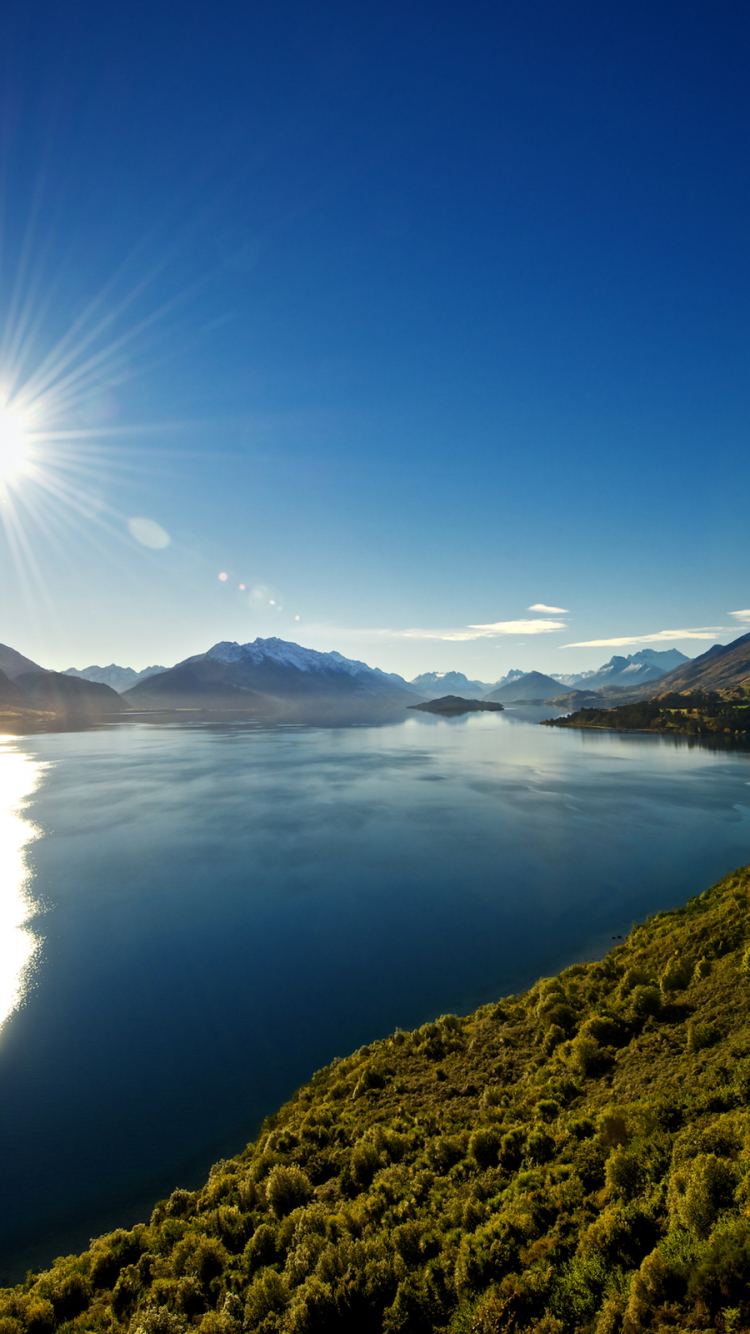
1, 710, 749, 1279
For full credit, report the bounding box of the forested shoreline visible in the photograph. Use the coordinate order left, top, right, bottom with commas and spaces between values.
544, 690, 750, 738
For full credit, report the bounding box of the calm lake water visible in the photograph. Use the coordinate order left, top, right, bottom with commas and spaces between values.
1, 709, 750, 1279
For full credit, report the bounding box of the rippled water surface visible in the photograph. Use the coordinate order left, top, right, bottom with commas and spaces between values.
1, 711, 749, 1278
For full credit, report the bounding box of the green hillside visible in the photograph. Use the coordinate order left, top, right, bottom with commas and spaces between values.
5, 868, 750, 1334
544, 688, 750, 737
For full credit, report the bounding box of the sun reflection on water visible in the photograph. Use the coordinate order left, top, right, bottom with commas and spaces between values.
0, 740, 46, 1027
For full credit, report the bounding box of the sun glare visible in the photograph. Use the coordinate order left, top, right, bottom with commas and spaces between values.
0, 404, 32, 481
0, 742, 45, 1027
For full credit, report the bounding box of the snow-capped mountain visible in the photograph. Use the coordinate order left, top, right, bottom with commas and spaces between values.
63, 663, 167, 691
575, 648, 690, 692
193, 638, 413, 692
409, 667, 534, 697
409, 670, 491, 696
123, 637, 420, 719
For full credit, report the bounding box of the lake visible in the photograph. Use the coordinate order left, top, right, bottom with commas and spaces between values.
1, 708, 749, 1280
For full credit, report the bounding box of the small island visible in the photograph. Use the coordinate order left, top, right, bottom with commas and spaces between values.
409, 694, 505, 715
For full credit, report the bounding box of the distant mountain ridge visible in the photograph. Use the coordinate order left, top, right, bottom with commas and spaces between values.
409, 670, 491, 696
575, 647, 690, 691
63, 663, 167, 691
409, 668, 531, 696
485, 670, 569, 703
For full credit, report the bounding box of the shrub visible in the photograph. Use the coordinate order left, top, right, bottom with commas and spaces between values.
351, 1138, 384, 1188
284, 1276, 337, 1334
660, 955, 693, 994
131, 1307, 186, 1334
669, 1153, 739, 1238
687, 1021, 719, 1053
192, 1238, 228, 1285
606, 1146, 645, 1201
542, 1024, 566, 1056
265, 1165, 313, 1218
244, 1224, 279, 1273
630, 985, 661, 1019
244, 1270, 289, 1326
570, 1032, 609, 1077
469, 1125, 503, 1169
550, 1253, 609, 1328
527, 1129, 555, 1165
23, 1301, 54, 1334
536, 1098, 561, 1123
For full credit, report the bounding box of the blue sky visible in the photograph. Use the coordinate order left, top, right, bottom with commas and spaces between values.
0, 0, 749, 679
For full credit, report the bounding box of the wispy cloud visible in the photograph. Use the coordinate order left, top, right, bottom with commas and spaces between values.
729, 609, 750, 623
301, 618, 568, 644
528, 603, 569, 614
466, 618, 568, 638
563, 627, 728, 648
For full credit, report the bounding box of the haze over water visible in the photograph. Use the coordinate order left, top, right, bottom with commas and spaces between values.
1, 710, 749, 1280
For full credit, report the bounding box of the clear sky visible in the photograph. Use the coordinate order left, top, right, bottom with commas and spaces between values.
0, 1, 749, 680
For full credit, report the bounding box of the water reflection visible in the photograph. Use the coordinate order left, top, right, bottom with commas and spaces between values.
0, 739, 45, 1025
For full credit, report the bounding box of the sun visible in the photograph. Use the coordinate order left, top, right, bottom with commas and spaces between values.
0, 403, 32, 482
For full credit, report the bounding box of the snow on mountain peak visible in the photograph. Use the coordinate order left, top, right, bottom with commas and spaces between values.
203, 638, 408, 687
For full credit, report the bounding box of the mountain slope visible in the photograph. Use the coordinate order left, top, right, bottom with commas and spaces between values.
14, 671, 128, 717
0, 643, 43, 679
579, 649, 691, 692
642, 631, 750, 696
6, 864, 750, 1333
485, 670, 568, 702
124, 639, 419, 719
0, 668, 32, 706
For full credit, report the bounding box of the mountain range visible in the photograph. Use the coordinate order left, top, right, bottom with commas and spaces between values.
569, 647, 690, 691
63, 663, 167, 691
407, 667, 527, 696
3, 633, 750, 727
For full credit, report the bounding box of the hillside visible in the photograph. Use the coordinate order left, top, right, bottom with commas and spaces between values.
485, 671, 566, 703
0, 661, 127, 726
14, 672, 128, 719
636, 632, 750, 697
6, 867, 750, 1333
543, 688, 750, 737
0, 667, 32, 706
0, 643, 43, 679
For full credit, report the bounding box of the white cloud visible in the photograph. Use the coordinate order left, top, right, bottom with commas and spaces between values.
563, 627, 728, 648
466, 618, 568, 637
729, 609, 750, 622
528, 603, 569, 614
300, 618, 567, 644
